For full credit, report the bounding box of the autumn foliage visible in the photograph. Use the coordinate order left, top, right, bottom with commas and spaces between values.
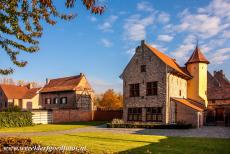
95, 89, 123, 110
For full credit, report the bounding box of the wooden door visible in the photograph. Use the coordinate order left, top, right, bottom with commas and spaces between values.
216, 108, 224, 121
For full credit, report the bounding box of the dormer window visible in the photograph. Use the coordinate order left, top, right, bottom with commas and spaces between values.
141, 65, 146, 72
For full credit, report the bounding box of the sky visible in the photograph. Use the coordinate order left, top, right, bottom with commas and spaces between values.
0, 0, 230, 93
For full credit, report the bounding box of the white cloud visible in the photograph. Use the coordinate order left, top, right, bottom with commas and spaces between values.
137, 1, 154, 12
176, 13, 221, 39
123, 14, 154, 41
157, 12, 170, 23
157, 35, 173, 42
150, 43, 168, 53
98, 15, 118, 32
171, 43, 195, 64
210, 48, 230, 64
100, 38, 113, 47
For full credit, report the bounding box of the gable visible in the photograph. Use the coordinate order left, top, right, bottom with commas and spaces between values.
40, 74, 92, 93
120, 44, 166, 80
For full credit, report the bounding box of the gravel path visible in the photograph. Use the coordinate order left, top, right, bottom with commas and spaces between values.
0, 125, 229, 138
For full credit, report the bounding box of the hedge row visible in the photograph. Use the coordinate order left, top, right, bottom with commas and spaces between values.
0, 112, 33, 128
107, 123, 192, 129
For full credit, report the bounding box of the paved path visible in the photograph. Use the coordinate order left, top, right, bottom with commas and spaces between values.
0, 125, 229, 138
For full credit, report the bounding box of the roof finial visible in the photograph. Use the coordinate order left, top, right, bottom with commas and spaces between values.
196, 37, 199, 48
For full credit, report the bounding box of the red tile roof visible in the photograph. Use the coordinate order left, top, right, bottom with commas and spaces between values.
23, 88, 41, 99
0, 84, 40, 99
40, 74, 90, 93
145, 44, 192, 78
186, 46, 209, 65
208, 71, 230, 100
172, 98, 205, 111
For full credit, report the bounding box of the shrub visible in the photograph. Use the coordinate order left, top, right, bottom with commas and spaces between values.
111, 118, 124, 124
2, 106, 21, 112
0, 112, 33, 128
107, 122, 192, 129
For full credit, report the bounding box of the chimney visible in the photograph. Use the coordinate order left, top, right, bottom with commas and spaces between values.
46, 78, 50, 84
27, 83, 33, 89
80, 73, 84, 77
141, 40, 145, 45
220, 70, 223, 75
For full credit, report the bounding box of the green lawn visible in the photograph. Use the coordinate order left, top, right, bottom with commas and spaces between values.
32, 132, 230, 154
0, 121, 106, 133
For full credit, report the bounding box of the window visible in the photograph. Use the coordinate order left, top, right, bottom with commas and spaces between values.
179, 90, 181, 96
60, 97, 67, 104
146, 82, 157, 96
129, 84, 140, 97
141, 65, 146, 72
146, 107, 162, 122
128, 108, 142, 121
53, 98, 59, 104
45, 98, 51, 104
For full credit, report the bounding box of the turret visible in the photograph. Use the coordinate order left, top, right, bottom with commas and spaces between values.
186, 45, 209, 107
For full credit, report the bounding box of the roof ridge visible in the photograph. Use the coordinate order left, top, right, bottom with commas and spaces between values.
145, 43, 192, 78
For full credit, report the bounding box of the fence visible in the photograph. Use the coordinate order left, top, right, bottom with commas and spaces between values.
32, 110, 53, 124
32, 109, 123, 124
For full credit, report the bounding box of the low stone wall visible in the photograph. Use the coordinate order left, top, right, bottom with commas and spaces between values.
52, 109, 93, 123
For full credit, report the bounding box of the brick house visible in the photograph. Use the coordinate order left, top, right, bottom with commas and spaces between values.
206, 70, 230, 126
120, 40, 209, 127
0, 84, 41, 110
40, 73, 94, 110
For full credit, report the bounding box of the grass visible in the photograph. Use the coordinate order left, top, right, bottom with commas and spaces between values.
0, 121, 106, 133
31, 132, 230, 154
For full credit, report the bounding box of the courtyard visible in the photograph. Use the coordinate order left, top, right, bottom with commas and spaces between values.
0, 122, 230, 153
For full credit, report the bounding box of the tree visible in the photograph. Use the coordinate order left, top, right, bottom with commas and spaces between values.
0, 0, 104, 75
96, 89, 123, 110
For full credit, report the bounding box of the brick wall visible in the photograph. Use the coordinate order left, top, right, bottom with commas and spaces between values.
93, 110, 123, 121
176, 102, 203, 127
52, 109, 93, 123
51, 109, 123, 123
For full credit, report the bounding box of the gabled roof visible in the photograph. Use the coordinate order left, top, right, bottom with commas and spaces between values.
208, 70, 230, 100
172, 98, 205, 111
40, 74, 91, 93
145, 44, 192, 79
0, 84, 40, 99
23, 88, 41, 99
185, 46, 209, 65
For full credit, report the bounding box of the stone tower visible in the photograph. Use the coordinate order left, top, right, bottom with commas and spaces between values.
186, 45, 209, 107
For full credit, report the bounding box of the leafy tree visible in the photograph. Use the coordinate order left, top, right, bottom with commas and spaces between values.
0, 0, 104, 75
96, 89, 123, 110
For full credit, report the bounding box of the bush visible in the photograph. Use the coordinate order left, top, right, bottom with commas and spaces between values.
111, 118, 124, 124
0, 112, 33, 128
107, 121, 192, 129
2, 106, 21, 112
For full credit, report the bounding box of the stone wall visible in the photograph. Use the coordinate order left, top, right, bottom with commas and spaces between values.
176, 102, 203, 127
122, 42, 167, 123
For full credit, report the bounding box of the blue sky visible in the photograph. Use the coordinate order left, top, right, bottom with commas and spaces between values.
1, 0, 230, 93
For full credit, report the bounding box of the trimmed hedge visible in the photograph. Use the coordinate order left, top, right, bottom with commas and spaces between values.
0, 112, 33, 128
107, 123, 192, 129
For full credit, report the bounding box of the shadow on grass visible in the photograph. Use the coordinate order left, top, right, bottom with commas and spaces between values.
66, 134, 153, 144
118, 136, 230, 154
67, 133, 230, 154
